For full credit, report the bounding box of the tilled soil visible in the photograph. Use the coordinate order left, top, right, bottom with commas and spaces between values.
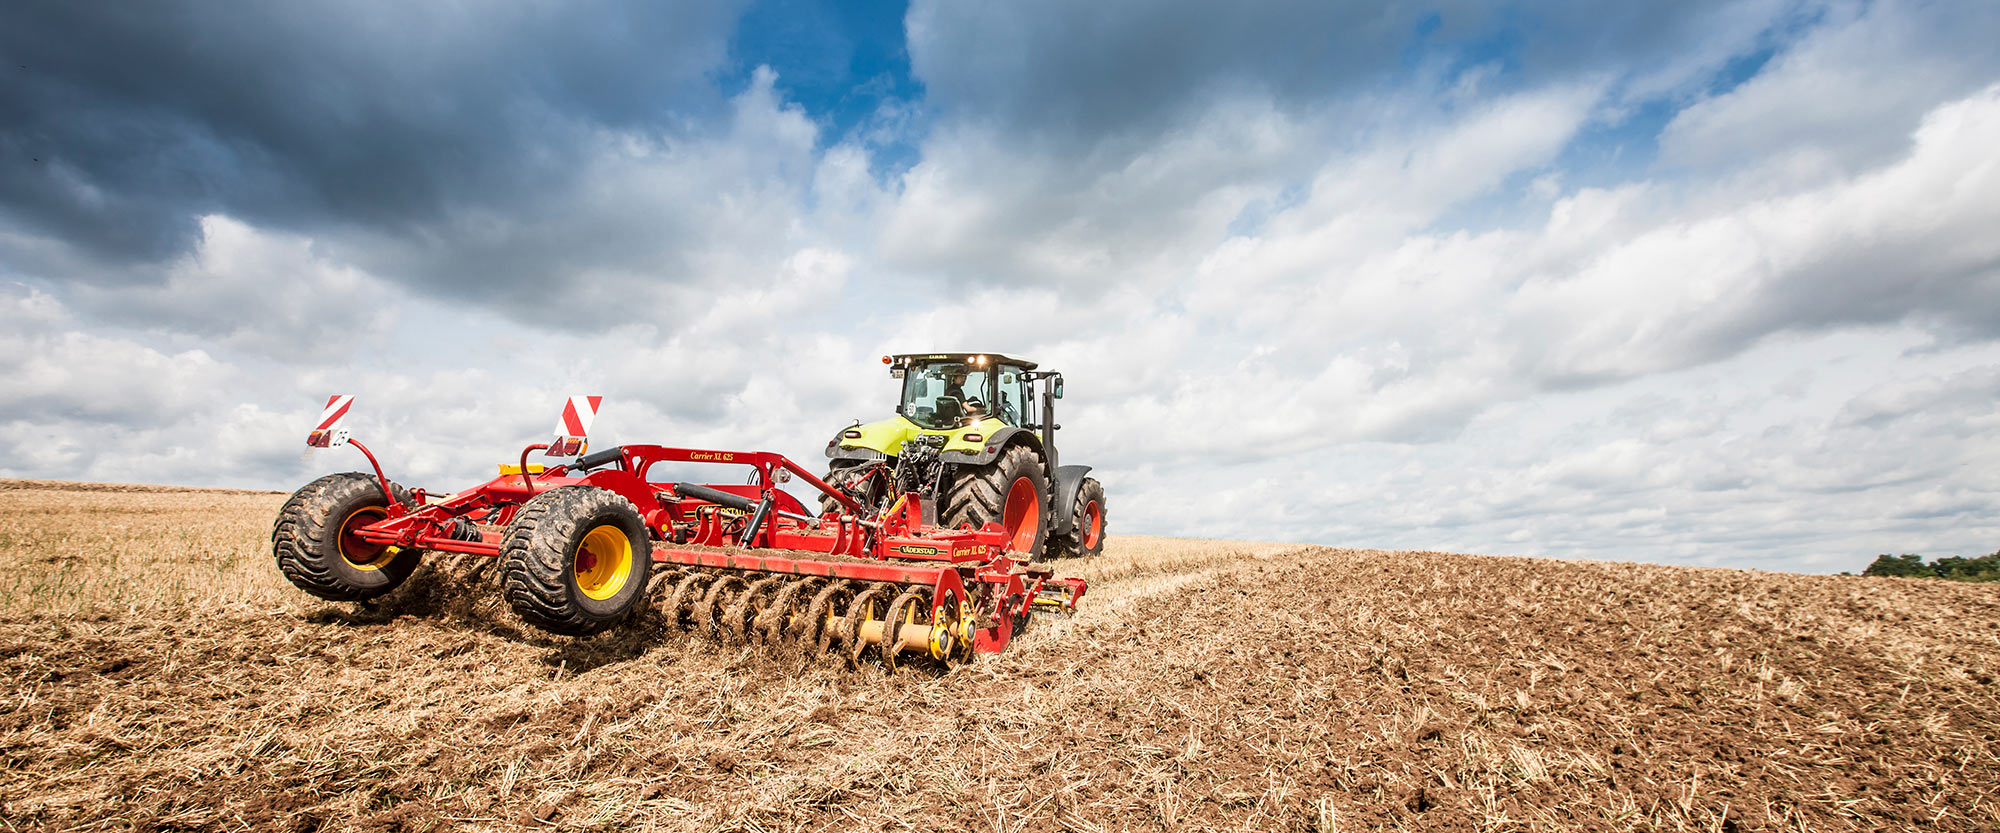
3, 520, 1998, 830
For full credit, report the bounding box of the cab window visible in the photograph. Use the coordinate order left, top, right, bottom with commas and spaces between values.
997, 367, 1030, 426
900, 363, 994, 429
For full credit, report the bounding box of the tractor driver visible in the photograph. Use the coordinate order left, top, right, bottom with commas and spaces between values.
944, 371, 987, 421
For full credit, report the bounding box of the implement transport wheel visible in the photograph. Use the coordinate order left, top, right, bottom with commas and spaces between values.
1048, 477, 1107, 559
943, 444, 1050, 559
500, 486, 654, 636
273, 472, 421, 601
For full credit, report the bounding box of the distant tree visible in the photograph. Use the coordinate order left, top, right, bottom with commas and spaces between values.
1932, 551, 2000, 582
1864, 553, 1935, 578
1862, 550, 2000, 582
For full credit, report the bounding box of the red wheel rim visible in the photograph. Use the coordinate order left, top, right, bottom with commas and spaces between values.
1002, 476, 1040, 553
1081, 500, 1102, 549
338, 507, 391, 569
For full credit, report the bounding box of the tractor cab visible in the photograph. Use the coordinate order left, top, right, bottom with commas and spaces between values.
897, 354, 1037, 429
824, 352, 1101, 560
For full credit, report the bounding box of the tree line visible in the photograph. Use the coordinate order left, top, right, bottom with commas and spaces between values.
1860, 550, 2000, 582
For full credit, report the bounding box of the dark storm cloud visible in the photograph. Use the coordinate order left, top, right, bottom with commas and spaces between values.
905, 0, 1779, 144
0, 0, 743, 278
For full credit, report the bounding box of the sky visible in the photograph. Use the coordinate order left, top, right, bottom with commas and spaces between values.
3, 0, 1997, 575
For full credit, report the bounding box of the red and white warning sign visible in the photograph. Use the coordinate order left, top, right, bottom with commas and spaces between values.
307, 394, 354, 448
550, 395, 601, 456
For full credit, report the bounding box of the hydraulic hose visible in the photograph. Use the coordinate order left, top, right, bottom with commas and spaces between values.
574, 446, 625, 471
671, 482, 757, 512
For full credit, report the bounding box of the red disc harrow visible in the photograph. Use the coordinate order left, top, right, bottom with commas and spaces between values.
273, 396, 1084, 669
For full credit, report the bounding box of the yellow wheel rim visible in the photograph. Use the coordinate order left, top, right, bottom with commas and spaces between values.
575, 525, 634, 601
339, 507, 393, 570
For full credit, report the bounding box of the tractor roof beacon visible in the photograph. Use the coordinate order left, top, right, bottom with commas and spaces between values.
823, 353, 1106, 561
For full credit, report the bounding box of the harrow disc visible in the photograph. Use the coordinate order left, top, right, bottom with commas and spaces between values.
757, 578, 818, 644
880, 588, 928, 672
842, 583, 892, 665
697, 575, 746, 639
638, 567, 976, 670
727, 576, 785, 641
805, 581, 853, 653
665, 572, 713, 627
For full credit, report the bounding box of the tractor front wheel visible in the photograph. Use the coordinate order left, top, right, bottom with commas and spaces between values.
500, 486, 654, 636
943, 444, 1050, 559
272, 472, 422, 601
1048, 477, 1106, 559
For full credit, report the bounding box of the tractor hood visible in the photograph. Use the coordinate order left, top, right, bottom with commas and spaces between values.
828, 415, 1008, 460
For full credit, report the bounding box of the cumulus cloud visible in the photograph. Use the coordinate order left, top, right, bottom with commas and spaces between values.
317, 67, 838, 321
0, 332, 225, 425
60, 216, 398, 358
1658, 0, 2000, 185
1514, 85, 2000, 381
905, 0, 1793, 143
2, 0, 1997, 574
0, 0, 743, 279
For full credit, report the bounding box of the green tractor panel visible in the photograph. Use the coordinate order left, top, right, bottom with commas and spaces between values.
823, 353, 1105, 560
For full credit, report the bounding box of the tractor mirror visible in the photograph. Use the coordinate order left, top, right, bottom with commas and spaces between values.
1053, 378, 1065, 399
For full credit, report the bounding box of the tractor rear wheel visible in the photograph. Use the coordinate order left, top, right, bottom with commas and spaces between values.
818, 461, 856, 516
272, 472, 422, 601
943, 444, 1049, 559
819, 459, 888, 517
500, 486, 653, 636
1048, 477, 1106, 559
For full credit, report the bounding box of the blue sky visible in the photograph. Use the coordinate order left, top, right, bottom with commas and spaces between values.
3, 0, 1998, 574
728, 0, 923, 155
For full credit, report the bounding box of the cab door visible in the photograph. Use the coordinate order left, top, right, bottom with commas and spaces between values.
997, 365, 1032, 427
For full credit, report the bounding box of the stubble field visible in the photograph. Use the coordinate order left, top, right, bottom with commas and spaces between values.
1, 478, 1997, 832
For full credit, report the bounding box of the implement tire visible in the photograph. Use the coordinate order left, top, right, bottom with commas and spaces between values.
1048, 477, 1106, 559
500, 486, 653, 636
943, 444, 1050, 559
272, 472, 421, 601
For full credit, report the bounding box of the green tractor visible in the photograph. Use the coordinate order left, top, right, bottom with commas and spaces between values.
821, 353, 1105, 560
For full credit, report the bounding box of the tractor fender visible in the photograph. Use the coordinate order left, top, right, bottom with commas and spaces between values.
938, 427, 1042, 466
823, 426, 853, 459
1050, 465, 1093, 535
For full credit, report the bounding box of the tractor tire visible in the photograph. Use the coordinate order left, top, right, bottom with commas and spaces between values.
819, 460, 859, 517
272, 472, 422, 602
819, 459, 890, 517
499, 486, 653, 636
943, 444, 1050, 559
1048, 477, 1106, 559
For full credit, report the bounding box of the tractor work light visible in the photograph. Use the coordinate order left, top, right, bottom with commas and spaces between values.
843, 429, 862, 438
